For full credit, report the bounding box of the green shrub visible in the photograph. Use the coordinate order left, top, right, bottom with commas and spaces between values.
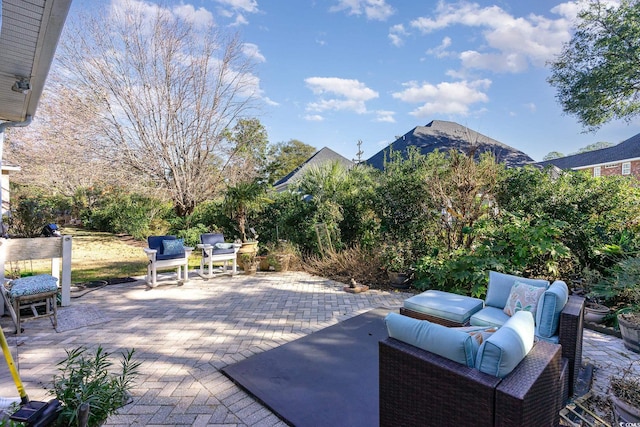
6, 196, 57, 237
81, 190, 169, 239
51, 346, 140, 427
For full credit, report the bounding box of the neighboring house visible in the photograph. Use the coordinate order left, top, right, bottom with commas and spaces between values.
536, 132, 640, 178
273, 147, 355, 192
366, 120, 534, 170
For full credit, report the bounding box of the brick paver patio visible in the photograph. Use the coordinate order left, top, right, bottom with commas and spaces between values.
0, 271, 638, 426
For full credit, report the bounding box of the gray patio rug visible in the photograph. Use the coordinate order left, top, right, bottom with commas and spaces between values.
222, 307, 389, 427
55, 306, 111, 333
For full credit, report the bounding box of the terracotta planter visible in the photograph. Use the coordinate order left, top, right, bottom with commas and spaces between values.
272, 254, 290, 272
258, 256, 271, 271
618, 313, 640, 354
612, 395, 640, 424
585, 303, 609, 323
241, 261, 257, 275
238, 241, 259, 254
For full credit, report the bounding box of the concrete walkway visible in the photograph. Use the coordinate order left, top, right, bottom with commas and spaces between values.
0, 271, 638, 426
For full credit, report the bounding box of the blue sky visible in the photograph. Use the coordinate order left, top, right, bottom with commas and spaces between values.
67, 0, 640, 162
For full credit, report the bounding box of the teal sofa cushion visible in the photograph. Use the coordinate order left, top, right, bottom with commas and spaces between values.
535, 280, 569, 338
475, 311, 535, 378
470, 306, 510, 328
485, 271, 549, 309
385, 312, 478, 367
403, 290, 484, 325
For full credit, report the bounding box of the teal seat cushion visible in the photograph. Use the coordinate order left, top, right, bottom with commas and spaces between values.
403, 290, 484, 324
485, 271, 549, 309
8, 274, 58, 298
470, 306, 510, 328
385, 312, 478, 367
475, 311, 535, 378
536, 280, 569, 338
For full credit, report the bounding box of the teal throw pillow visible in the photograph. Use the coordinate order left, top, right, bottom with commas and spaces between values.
162, 239, 185, 255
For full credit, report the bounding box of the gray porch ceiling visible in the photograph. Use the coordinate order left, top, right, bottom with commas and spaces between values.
0, 0, 73, 123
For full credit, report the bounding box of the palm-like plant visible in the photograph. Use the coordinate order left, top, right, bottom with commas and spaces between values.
224, 181, 271, 242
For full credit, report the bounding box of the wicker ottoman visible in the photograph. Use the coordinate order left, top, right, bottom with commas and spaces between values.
400, 290, 484, 327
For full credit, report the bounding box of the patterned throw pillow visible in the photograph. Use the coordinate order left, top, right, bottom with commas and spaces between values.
455, 326, 499, 346
503, 281, 546, 317
162, 239, 185, 255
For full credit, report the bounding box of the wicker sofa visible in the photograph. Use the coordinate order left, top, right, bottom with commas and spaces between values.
379, 336, 563, 427
401, 273, 585, 398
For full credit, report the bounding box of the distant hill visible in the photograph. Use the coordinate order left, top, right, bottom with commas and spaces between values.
365, 120, 534, 169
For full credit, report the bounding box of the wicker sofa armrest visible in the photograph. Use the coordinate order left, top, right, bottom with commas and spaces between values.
380, 337, 501, 427
379, 337, 563, 427
558, 295, 585, 396
495, 340, 562, 427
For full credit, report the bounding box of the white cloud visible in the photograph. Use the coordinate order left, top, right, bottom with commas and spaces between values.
214, 0, 259, 13
212, 0, 258, 26
264, 97, 279, 106
388, 24, 408, 47
231, 14, 249, 26
330, 0, 395, 21
242, 43, 266, 62
172, 4, 214, 28
305, 77, 379, 114
427, 37, 453, 58
392, 79, 491, 116
409, 1, 576, 73
304, 114, 325, 121
375, 110, 396, 123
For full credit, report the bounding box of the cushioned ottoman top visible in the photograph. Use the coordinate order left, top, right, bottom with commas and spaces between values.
403, 290, 484, 324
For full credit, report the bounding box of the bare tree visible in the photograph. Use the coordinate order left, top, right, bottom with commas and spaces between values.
55, 0, 261, 215
6, 87, 139, 197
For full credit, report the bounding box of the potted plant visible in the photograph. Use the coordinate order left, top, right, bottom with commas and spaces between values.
239, 252, 258, 275
50, 346, 140, 427
608, 361, 640, 423
580, 268, 612, 323
380, 240, 412, 288
610, 257, 640, 353
266, 240, 299, 272
223, 181, 270, 252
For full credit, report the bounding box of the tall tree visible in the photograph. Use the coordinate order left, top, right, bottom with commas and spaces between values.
224, 118, 270, 184
548, 0, 640, 130
543, 151, 565, 161
266, 139, 317, 183
576, 141, 614, 153
55, 0, 260, 215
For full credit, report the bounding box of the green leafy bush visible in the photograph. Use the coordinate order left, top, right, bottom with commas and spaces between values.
51, 346, 140, 427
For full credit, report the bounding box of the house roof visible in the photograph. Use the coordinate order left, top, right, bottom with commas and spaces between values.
273, 147, 354, 191
365, 120, 534, 169
536, 132, 640, 170
0, 0, 73, 123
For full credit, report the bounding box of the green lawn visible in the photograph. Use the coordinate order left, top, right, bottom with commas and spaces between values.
5, 227, 203, 284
